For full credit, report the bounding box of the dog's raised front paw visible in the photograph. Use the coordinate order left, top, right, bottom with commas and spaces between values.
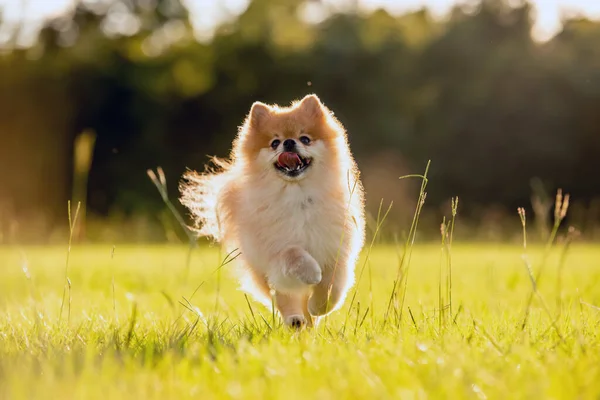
284, 247, 322, 285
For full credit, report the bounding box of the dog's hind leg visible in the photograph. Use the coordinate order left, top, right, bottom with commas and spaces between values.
308, 259, 352, 317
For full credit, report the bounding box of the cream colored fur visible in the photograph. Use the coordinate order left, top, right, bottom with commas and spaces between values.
180, 94, 365, 328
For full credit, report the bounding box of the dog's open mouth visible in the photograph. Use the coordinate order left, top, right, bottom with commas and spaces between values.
275, 152, 312, 177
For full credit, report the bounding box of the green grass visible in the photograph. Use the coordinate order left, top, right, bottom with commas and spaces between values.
1, 243, 599, 399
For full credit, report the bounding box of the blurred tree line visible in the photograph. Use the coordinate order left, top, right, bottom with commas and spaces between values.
1, 0, 599, 243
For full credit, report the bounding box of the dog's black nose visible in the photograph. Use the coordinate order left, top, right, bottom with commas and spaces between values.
283, 139, 296, 151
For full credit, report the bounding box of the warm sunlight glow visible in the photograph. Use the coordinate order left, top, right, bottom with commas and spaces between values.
358, 0, 600, 40
1, 0, 600, 42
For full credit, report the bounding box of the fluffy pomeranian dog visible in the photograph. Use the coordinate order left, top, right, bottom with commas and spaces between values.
180, 94, 365, 328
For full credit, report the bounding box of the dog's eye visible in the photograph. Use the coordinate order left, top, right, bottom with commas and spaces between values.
299, 136, 311, 145
270, 139, 281, 149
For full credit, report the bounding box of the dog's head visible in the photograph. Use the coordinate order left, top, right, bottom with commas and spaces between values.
235, 94, 345, 182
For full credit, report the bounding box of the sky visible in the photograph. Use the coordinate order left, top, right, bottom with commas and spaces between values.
1, 0, 600, 43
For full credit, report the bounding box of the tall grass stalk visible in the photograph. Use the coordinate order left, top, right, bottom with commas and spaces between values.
244, 294, 259, 331
384, 160, 430, 327
556, 227, 579, 314
519, 189, 570, 333
517, 206, 564, 341
147, 167, 198, 281
447, 197, 458, 317
436, 197, 459, 335
59, 200, 81, 325
342, 198, 393, 334
439, 217, 447, 335
173, 248, 241, 330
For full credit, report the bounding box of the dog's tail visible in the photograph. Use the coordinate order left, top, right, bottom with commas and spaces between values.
179, 158, 233, 242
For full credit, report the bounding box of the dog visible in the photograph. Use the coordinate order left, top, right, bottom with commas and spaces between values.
180, 94, 365, 328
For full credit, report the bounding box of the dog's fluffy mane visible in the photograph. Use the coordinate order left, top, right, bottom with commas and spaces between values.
179, 94, 362, 245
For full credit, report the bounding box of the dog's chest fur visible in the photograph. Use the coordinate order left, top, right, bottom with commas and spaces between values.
238, 179, 346, 268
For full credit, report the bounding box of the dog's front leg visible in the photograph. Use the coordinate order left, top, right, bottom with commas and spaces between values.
267, 246, 322, 291
266, 246, 321, 328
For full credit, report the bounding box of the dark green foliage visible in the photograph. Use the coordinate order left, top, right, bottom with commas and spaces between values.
0, 0, 599, 241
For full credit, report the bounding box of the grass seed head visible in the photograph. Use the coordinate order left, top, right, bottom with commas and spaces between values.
554, 189, 563, 221
560, 194, 570, 220
517, 207, 526, 226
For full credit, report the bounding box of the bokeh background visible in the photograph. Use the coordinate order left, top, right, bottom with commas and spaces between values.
1, 0, 600, 244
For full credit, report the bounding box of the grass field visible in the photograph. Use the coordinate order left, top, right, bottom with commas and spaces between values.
1, 242, 599, 399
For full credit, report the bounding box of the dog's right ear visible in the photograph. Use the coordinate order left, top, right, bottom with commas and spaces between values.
248, 102, 271, 129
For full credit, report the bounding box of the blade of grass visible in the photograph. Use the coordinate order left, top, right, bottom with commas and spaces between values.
59, 200, 81, 325
383, 160, 430, 327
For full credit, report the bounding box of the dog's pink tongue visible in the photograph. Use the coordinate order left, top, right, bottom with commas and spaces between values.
278, 152, 302, 169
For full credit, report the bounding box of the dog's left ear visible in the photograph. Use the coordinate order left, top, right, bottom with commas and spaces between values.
298, 94, 324, 119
